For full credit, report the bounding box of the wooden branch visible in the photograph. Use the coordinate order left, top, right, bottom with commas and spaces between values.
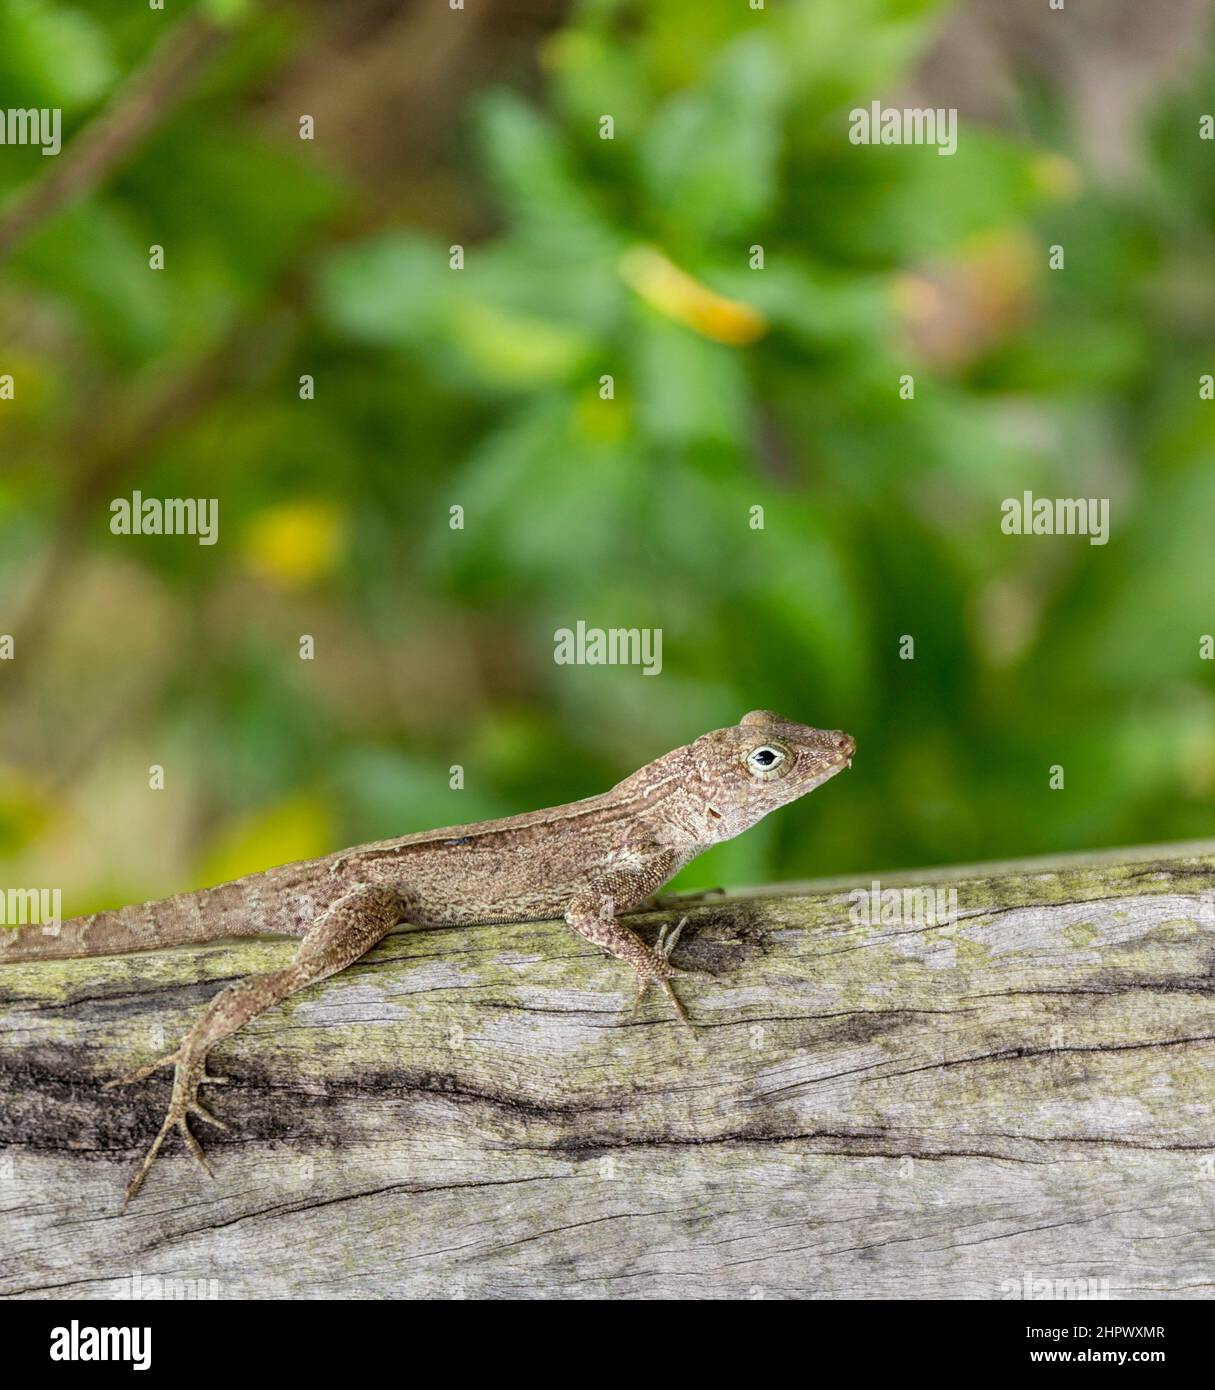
2, 843, 1214, 1299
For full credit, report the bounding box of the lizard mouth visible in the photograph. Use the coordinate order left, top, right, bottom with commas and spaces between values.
804, 750, 852, 790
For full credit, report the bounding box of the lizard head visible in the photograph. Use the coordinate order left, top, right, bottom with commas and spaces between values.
687, 709, 855, 840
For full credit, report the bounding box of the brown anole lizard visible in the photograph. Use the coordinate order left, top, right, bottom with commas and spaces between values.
1, 710, 854, 1207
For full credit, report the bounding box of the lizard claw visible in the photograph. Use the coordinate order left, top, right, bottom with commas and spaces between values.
105, 1050, 227, 1090
104, 1048, 183, 1089
628, 972, 697, 1036
188, 1100, 228, 1129
111, 1051, 227, 1210
658, 975, 697, 1036
655, 915, 687, 961
119, 1108, 213, 1212
654, 916, 711, 979
628, 917, 699, 1037
177, 1115, 215, 1179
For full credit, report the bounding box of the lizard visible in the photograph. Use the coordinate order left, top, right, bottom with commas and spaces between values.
0, 710, 855, 1208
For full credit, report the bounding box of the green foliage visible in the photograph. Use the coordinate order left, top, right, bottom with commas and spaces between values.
0, 0, 1212, 907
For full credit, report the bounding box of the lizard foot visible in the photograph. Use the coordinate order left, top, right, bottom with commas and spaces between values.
106, 1048, 229, 1210
629, 917, 700, 1036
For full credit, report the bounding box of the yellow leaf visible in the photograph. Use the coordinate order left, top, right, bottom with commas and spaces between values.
619, 245, 767, 346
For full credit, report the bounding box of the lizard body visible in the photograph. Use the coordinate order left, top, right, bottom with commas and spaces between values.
1, 710, 854, 1206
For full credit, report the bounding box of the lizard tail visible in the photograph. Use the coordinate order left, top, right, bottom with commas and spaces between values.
0, 876, 306, 963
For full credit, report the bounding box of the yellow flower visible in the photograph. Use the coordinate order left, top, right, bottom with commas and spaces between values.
243, 499, 346, 590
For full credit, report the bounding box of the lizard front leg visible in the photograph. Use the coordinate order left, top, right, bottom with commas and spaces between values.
564, 845, 699, 1035
106, 882, 414, 1208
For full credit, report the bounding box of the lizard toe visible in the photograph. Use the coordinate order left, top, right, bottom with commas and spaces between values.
104, 1048, 183, 1089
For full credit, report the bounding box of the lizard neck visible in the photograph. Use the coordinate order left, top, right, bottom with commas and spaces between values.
610, 751, 724, 851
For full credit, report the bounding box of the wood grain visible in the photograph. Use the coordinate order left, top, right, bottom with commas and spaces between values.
2, 843, 1214, 1299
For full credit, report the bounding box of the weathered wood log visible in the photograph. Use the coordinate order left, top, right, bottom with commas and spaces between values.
2, 842, 1214, 1300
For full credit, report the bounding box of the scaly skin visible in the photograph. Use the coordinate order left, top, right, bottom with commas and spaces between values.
1, 710, 855, 1207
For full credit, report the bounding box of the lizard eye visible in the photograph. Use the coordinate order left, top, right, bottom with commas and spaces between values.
745, 744, 787, 780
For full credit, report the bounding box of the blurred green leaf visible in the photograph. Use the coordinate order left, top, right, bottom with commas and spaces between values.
0, 0, 116, 107
639, 35, 787, 244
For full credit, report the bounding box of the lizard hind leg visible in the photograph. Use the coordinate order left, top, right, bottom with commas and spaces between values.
109, 883, 412, 1210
